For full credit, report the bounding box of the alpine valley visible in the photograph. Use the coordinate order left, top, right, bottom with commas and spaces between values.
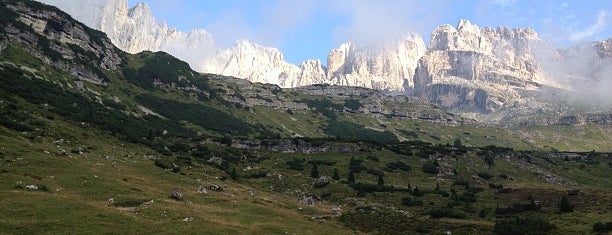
0, 1, 611, 235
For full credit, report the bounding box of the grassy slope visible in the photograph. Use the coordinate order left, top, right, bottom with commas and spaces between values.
0, 121, 354, 235
0, 19, 610, 234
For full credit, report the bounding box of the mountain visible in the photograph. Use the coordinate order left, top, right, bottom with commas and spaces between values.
413, 19, 545, 113
203, 35, 426, 91
35, 0, 426, 91
1, 1, 612, 234
325, 34, 426, 90
37, 0, 216, 69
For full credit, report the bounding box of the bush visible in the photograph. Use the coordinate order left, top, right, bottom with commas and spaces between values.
154, 158, 180, 173
493, 217, 555, 235
559, 196, 573, 213
385, 161, 411, 172
343, 99, 363, 111
349, 157, 366, 173
422, 160, 439, 174
286, 159, 305, 171
452, 179, 470, 188
244, 170, 267, 179
459, 191, 477, 203
113, 198, 149, 207
429, 208, 466, 219
494, 202, 540, 215
593, 222, 612, 234
477, 172, 493, 180
401, 197, 423, 207
349, 183, 408, 193
488, 183, 504, 190
484, 154, 495, 166
310, 163, 320, 179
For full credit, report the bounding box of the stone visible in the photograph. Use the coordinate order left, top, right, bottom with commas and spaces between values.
207, 184, 222, 191
196, 186, 208, 194
170, 190, 184, 201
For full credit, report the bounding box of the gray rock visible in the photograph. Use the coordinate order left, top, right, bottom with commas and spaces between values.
170, 190, 184, 201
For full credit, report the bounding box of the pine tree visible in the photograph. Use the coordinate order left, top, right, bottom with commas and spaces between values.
412, 186, 422, 197
348, 171, 355, 184
230, 167, 238, 180
377, 174, 384, 185
332, 168, 340, 181
559, 196, 573, 212
310, 163, 320, 179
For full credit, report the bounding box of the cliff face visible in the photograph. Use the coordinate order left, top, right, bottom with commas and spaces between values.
413, 19, 545, 112
1, 1, 122, 84
326, 34, 426, 90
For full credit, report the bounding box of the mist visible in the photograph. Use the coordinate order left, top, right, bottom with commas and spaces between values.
534, 40, 612, 109
330, 0, 443, 49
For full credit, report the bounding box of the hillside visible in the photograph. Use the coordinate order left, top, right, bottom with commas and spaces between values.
0, 1, 611, 234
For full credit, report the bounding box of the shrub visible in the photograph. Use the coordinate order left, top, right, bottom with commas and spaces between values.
385, 161, 411, 172
429, 208, 466, 219
347, 171, 355, 184
343, 99, 363, 111
154, 158, 180, 173
452, 179, 470, 188
559, 196, 573, 213
349, 157, 366, 173
459, 191, 477, 203
349, 183, 408, 193
366, 169, 385, 177
493, 217, 555, 235
477, 172, 493, 180
244, 170, 267, 179
484, 154, 495, 166
310, 163, 320, 179
494, 202, 540, 215
593, 222, 612, 234
401, 197, 423, 207
113, 198, 149, 207
422, 160, 439, 174
488, 183, 504, 190
286, 158, 305, 171
332, 168, 340, 180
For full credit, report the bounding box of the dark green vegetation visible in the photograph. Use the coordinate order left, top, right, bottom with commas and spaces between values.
0, 1, 611, 234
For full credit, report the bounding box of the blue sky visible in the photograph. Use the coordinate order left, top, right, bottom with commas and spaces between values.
128, 0, 611, 64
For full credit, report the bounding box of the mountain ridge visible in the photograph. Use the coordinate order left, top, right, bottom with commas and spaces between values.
33, 0, 612, 122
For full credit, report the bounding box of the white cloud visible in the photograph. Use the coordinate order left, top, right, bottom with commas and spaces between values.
569, 10, 608, 42
331, 0, 442, 48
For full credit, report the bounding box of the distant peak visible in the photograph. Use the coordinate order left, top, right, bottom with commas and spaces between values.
456, 19, 480, 32
128, 1, 152, 17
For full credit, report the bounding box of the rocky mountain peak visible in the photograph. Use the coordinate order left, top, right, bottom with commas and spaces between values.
127, 2, 153, 22
201, 39, 301, 86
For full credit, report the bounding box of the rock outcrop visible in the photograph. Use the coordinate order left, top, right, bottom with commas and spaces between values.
2, 1, 122, 84
414, 19, 544, 112
326, 34, 426, 90
200, 39, 302, 86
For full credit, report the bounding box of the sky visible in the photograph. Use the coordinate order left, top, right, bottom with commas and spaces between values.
128, 0, 612, 65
